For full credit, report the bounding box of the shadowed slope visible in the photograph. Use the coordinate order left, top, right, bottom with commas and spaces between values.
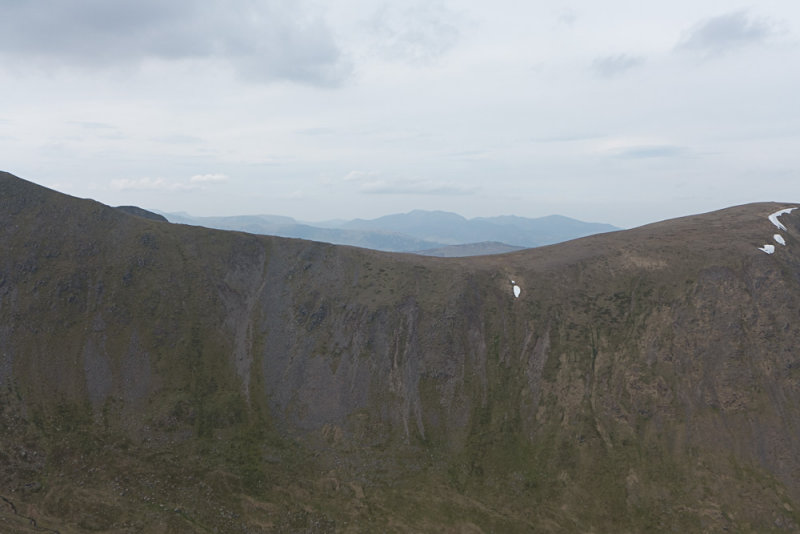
2, 171, 800, 532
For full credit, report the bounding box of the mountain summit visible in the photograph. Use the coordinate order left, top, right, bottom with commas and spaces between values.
2, 170, 800, 532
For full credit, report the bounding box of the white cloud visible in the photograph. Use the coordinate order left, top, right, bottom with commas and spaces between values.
155, 134, 204, 144
111, 174, 227, 191
612, 145, 690, 159
340, 170, 474, 195
190, 173, 229, 183
68, 121, 116, 130
110, 177, 192, 191
343, 170, 380, 182
365, 1, 461, 63
360, 178, 477, 196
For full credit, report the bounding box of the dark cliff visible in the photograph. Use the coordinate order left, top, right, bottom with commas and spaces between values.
2, 170, 800, 532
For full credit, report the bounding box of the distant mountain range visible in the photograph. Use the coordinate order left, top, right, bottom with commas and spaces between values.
415, 241, 527, 257
156, 209, 620, 254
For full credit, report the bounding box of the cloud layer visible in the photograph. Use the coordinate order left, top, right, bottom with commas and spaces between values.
111, 173, 228, 191
0, 0, 349, 86
365, 2, 461, 63
1, 2, 799, 228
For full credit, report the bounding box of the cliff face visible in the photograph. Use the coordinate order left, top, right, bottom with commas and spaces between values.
2, 170, 800, 532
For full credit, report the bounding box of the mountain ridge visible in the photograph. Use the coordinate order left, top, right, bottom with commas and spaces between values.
156, 208, 619, 253
2, 170, 800, 532
415, 241, 527, 257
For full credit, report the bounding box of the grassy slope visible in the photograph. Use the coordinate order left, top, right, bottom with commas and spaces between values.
2, 172, 800, 532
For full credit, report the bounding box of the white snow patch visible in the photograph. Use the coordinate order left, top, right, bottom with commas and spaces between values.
774, 234, 786, 246
513, 285, 521, 298
759, 244, 776, 254
768, 208, 797, 231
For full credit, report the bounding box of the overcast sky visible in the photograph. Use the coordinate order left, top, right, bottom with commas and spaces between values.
1, 1, 799, 228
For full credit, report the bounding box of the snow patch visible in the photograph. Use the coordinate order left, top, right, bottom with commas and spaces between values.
774, 234, 786, 246
768, 208, 797, 231
759, 244, 776, 254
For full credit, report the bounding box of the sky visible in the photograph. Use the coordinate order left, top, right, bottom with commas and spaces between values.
1, 1, 799, 228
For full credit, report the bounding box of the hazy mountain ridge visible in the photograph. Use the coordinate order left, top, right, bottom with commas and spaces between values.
415, 241, 527, 257
3, 171, 800, 532
158, 211, 446, 253
343, 209, 619, 247
157, 208, 619, 253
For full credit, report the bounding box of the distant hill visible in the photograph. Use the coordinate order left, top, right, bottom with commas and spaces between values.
157, 209, 619, 253
343, 210, 619, 247
415, 241, 526, 257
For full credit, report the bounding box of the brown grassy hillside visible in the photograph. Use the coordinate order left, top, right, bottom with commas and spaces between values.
2, 171, 800, 532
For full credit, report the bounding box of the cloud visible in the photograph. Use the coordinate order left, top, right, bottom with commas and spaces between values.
111, 173, 227, 191
296, 127, 335, 136
154, 134, 204, 144
190, 173, 228, 183
556, 8, 577, 27
360, 178, 477, 196
63, 121, 127, 140
67, 121, 116, 130
677, 10, 776, 56
534, 133, 603, 144
612, 145, 689, 159
592, 54, 645, 78
343, 170, 380, 182
342, 170, 476, 195
0, 0, 349, 86
446, 149, 490, 161
366, 1, 460, 63
110, 177, 196, 191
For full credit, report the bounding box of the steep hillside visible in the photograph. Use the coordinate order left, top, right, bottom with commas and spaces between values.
114, 206, 168, 222
2, 170, 800, 532
161, 212, 445, 253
